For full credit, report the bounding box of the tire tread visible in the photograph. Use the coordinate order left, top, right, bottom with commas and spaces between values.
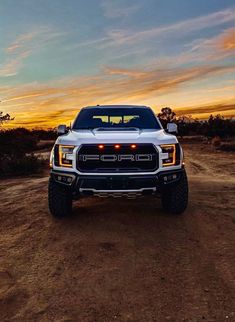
161, 171, 188, 214
48, 178, 72, 218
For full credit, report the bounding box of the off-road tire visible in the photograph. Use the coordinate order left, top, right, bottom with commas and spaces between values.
48, 178, 72, 218
161, 170, 188, 214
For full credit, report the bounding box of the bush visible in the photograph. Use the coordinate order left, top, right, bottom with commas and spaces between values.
176, 115, 235, 138
211, 136, 221, 147
219, 143, 235, 152
0, 154, 45, 178
0, 128, 38, 157
0, 128, 55, 177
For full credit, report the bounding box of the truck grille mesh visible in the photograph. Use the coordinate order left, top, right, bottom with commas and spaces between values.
76, 144, 158, 173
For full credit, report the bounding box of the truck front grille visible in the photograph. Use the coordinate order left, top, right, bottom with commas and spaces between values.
76, 144, 158, 173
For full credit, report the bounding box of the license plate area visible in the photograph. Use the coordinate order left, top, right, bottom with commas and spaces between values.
78, 175, 157, 191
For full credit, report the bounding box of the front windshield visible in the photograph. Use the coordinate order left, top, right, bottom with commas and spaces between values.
72, 107, 161, 130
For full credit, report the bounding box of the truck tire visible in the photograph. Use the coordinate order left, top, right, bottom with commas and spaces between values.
161, 170, 188, 214
48, 178, 72, 218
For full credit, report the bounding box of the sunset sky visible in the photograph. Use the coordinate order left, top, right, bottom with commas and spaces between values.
1, 0, 235, 128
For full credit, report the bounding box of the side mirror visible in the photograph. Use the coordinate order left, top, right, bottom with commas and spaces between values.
167, 123, 178, 134
57, 124, 67, 135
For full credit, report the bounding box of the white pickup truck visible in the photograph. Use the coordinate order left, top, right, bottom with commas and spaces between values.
49, 105, 188, 218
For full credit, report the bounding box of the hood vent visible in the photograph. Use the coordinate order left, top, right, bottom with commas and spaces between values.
93, 127, 140, 132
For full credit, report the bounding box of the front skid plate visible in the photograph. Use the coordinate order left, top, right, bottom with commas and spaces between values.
80, 187, 157, 199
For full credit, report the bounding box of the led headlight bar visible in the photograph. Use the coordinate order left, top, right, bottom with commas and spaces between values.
58, 145, 75, 167
161, 144, 176, 166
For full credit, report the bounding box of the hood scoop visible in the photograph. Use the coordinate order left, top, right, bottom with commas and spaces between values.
93, 127, 141, 133
91, 127, 142, 139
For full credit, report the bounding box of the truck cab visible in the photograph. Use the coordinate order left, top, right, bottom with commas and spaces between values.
49, 105, 188, 217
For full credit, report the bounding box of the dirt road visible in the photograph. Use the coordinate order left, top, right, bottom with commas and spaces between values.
0, 143, 235, 322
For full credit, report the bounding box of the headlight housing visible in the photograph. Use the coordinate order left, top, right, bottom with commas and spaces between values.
161, 144, 176, 166
54, 145, 75, 167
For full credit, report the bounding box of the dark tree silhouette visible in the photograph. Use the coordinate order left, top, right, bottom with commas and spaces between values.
0, 112, 14, 126
156, 107, 235, 138
157, 107, 176, 128
206, 114, 232, 138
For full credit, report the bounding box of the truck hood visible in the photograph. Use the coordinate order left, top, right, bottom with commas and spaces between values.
56, 129, 178, 146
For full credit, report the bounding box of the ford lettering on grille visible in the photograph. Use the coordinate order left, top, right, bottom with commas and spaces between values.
80, 154, 153, 162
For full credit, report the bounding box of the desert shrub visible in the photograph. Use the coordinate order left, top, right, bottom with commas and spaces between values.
0, 128, 49, 177
37, 140, 55, 150
219, 143, 235, 152
32, 129, 57, 141
0, 154, 45, 178
211, 136, 221, 147
0, 128, 57, 156
0, 128, 38, 157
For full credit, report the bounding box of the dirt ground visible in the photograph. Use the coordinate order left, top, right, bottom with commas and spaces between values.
0, 143, 235, 322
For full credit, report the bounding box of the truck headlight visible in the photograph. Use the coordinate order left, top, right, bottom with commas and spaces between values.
161, 144, 176, 166
58, 145, 75, 167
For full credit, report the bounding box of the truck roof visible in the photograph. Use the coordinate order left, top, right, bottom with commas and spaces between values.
82, 105, 151, 110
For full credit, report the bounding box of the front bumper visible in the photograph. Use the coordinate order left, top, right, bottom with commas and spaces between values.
50, 168, 185, 197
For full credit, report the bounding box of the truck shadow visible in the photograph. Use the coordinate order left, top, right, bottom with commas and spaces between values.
59, 195, 189, 231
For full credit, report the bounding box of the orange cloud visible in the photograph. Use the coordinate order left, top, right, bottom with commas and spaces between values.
0, 51, 31, 77
218, 28, 235, 50
5, 32, 36, 54
2, 92, 54, 103
176, 99, 235, 117
97, 6, 235, 49
2, 63, 235, 128
1, 29, 65, 78
4, 64, 235, 103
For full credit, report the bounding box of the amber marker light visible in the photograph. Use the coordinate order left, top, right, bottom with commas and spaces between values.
131, 144, 137, 149
114, 144, 120, 149
98, 144, 104, 149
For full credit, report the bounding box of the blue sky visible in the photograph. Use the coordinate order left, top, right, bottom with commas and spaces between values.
0, 0, 235, 127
